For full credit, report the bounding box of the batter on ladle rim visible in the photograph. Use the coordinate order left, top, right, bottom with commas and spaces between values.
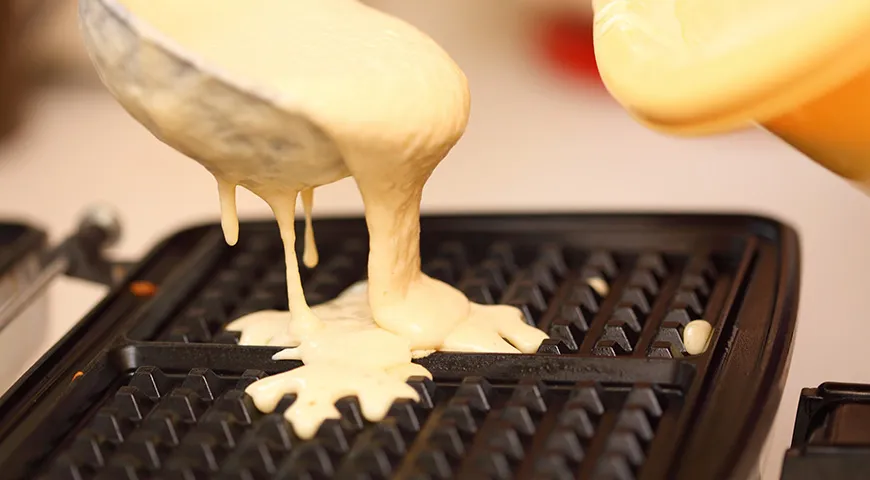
81, 0, 548, 439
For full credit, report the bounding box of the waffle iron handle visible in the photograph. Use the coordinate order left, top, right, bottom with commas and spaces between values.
54, 203, 134, 287
0, 204, 134, 331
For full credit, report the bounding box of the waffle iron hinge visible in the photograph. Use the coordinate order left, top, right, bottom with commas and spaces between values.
0, 204, 134, 329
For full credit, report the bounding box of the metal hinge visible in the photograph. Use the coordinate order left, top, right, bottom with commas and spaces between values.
0, 204, 133, 328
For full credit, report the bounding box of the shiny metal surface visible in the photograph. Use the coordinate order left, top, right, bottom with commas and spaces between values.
0, 244, 47, 395
0, 256, 64, 334
0, 205, 125, 332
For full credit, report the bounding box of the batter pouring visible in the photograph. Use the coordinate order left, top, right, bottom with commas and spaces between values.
79, 0, 548, 438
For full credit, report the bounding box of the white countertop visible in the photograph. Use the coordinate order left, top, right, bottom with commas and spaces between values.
3, 1, 870, 478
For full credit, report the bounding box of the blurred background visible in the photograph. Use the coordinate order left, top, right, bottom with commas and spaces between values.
2, 1, 870, 478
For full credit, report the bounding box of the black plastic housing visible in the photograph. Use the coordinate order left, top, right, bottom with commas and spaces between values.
0, 214, 800, 480
781, 382, 870, 480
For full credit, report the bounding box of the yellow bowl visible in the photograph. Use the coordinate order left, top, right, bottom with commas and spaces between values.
593, 0, 870, 186
764, 64, 870, 186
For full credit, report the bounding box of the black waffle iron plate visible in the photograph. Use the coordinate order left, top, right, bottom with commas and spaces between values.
0, 214, 800, 480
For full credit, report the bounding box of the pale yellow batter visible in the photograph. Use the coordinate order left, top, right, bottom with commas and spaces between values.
300, 188, 318, 269
79, 0, 548, 438
586, 276, 610, 298
683, 319, 712, 355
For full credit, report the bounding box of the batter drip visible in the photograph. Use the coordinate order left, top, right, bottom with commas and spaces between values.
80, 0, 549, 439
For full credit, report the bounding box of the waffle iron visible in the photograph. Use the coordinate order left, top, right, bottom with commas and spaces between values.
0, 213, 800, 480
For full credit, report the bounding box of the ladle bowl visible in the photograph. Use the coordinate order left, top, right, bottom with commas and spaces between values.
78, 0, 351, 195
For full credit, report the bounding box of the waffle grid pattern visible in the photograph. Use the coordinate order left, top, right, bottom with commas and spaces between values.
44, 368, 677, 480
157, 235, 726, 360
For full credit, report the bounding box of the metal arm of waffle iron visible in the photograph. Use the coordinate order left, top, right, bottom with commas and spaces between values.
49, 204, 133, 286
0, 204, 134, 330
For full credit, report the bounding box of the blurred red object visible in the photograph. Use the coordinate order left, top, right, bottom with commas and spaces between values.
538, 16, 601, 85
